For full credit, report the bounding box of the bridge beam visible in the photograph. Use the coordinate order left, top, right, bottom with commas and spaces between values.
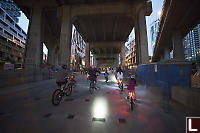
24, 7, 44, 70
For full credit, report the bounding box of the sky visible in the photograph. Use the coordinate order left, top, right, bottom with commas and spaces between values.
146, 0, 164, 56
17, 0, 164, 56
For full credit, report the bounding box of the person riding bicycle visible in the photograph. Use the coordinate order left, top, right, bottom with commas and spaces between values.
104, 69, 109, 82
117, 71, 123, 82
88, 65, 100, 82
116, 66, 123, 73
55, 65, 69, 90
127, 75, 136, 99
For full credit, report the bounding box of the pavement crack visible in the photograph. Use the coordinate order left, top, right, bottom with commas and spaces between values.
67, 114, 75, 119
43, 113, 52, 118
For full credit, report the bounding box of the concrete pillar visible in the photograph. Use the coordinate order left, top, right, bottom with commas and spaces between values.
54, 44, 59, 66
120, 43, 125, 66
114, 54, 119, 67
93, 55, 97, 67
47, 46, 56, 66
58, 6, 72, 70
163, 48, 170, 60
172, 32, 185, 61
24, 7, 43, 69
85, 43, 90, 68
134, 8, 149, 64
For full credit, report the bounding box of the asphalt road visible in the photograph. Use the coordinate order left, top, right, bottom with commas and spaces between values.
0, 72, 199, 133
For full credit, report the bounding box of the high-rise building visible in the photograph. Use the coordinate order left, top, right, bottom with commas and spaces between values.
150, 19, 160, 51
71, 26, 86, 71
0, 0, 20, 23
183, 24, 200, 63
125, 39, 136, 69
0, 2, 26, 69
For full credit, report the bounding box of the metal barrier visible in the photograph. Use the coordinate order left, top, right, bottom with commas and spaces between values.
137, 62, 192, 97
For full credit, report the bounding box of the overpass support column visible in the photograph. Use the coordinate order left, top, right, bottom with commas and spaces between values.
172, 33, 185, 61
47, 45, 56, 66
58, 6, 72, 70
134, 8, 149, 64
164, 48, 170, 61
85, 43, 90, 68
93, 55, 97, 67
54, 44, 59, 66
120, 43, 125, 66
24, 7, 43, 69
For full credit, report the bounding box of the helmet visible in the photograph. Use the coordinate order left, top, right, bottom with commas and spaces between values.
130, 75, 135, 79
92, 65, 95, 69
62, 64, 67, 69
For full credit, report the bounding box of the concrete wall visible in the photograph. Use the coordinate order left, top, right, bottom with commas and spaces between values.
172, 86, 200, 111
0, 68, 54, 88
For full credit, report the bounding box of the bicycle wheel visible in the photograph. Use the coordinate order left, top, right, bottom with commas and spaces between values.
52, 89, 63, 106
65, 84, 72, 96
130, 97, 134, 110
89, 82, 94, 94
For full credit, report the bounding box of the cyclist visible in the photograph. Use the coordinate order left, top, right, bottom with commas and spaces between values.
117, 66, 123, 73
104, 69, 109, 83
88, 65, 100, 82
127, 75, 136, 99
117, 70, 123, 81
55, 65, 69, 90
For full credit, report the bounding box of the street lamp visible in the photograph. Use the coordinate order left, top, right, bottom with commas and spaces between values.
157, 11, 162, 16
156, 11, 162, 21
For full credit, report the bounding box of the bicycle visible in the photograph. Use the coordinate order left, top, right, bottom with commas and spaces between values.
128, 91, 136, 110
118, 79, 123, 91
52, 77, 73, 106
89, 79, 96, 94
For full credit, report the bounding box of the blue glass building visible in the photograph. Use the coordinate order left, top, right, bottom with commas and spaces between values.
183, 24, 200, 63
150, 19, 160, 51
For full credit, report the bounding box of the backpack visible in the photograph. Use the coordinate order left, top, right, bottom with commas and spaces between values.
104, 73, 108, 77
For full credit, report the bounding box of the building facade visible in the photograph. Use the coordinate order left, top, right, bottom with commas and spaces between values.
0, 0, 21, 23
150, 19, 160, 51
183, 24, 200, 63
0, 3, 26, 69
71, 26, 86, 71
125, 39, 137, 69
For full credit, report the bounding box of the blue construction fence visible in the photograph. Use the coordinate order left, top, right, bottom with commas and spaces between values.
136, 62, 192, 97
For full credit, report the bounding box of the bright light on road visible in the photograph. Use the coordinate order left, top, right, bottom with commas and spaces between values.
110, 74, 117, 83
92, 97, 108, 118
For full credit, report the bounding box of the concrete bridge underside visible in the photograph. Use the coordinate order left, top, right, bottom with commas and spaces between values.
152, 0, 200, 62
15, 0, 152, 69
